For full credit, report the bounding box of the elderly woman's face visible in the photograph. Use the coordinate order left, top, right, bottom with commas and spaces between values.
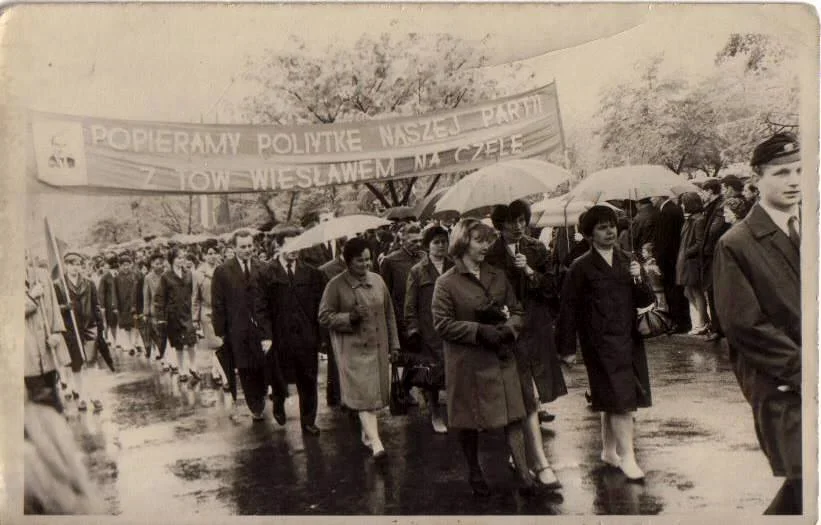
466, 230, 493, 263
349, 248, 372, 277
590, 221, 617, 250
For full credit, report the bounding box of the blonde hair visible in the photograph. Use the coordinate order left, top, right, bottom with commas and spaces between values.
448, 218, 499, 258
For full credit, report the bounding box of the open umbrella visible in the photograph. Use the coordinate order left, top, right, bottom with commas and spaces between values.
413, 187, 449, 221
434, 159, 573, 216
269, 223, 304, 237
567, 165, 699, 203
282, 214, 391, 253
383, 206, 417, 221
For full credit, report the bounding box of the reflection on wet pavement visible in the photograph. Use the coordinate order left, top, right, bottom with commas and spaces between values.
58, 335, 780, 516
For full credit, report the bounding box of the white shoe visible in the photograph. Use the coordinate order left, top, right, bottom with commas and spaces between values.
431, 416, 448, 434
619, 457, 645, 481
600, 450, 621, 468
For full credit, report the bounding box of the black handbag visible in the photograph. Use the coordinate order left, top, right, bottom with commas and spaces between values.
389, 364, 410, 415
405, 361, 446, 390
636, 305, 674, 338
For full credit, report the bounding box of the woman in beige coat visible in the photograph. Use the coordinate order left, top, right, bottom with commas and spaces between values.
431, 218, 542, 497
319, 237, 400, 459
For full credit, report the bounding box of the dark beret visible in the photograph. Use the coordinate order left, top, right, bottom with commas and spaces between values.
751, 133, 800, 167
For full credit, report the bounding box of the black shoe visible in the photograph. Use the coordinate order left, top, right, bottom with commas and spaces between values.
705, 332, 723, 342
129, 349, 136, 356
272, 399, 286, 426
469, 469, 491, 497
538, 410, 556, 423
584, 392, 593, 404
301, 424, 320, 436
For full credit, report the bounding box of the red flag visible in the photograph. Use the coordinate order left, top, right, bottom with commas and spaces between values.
44, 217, 85, 361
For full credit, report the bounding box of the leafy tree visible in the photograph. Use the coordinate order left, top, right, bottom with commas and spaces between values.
240, 31, 533, 212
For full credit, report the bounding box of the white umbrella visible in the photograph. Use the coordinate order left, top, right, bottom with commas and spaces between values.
434, 159, 573, 215
531, 197, 621, 228
282, 214, 391, 252
567, 165, 699, 203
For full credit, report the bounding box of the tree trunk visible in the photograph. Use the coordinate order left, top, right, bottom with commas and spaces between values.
187, 195, 193, 234
387, 181, 400, 206
365, 183, 391, 209
424, 174, 441, 197
400, 178, 417, 205
286, 192, 298, 222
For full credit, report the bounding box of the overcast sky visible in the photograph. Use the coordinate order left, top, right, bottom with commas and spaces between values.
6, 3, 813, 245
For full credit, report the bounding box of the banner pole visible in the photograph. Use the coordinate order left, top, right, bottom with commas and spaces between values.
45, 217, 86, 362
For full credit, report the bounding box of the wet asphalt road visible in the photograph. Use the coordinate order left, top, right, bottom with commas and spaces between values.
63, 334, 780, 516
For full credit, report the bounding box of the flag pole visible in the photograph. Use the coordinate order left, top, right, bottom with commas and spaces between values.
45, 217, 86, 362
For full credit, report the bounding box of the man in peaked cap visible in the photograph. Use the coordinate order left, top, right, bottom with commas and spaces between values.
713, 132, 802, 514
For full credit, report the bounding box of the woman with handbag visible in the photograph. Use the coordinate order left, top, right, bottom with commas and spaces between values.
431, 218, 540, 497
319, 237, 401, 460
404, 225, 453, 434
555, 205, 656, 482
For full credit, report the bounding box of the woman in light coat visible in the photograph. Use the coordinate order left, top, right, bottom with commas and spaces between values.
319, 237, 400, 459
431, 218, 540, 497
25, 259, 68, 412
194, 240, 228, 387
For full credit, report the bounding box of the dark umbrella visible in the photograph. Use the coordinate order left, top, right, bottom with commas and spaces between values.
383, 206, 417, 221
95, 332, 116, 372
215, 343, 237, 400
413, 187, 449, 221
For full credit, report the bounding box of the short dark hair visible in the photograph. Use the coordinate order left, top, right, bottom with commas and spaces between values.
105, 256, 119, 269
680, 192, 703, 214
400, 222, 422, 237
422, 225, 449, 248
232, 229, 254, 247
702, 179, 722, 196
579, 205, 618, 237
149, 251, 165, 264
167, 247, 184, 266
202, 239, 219, 253
342, 237, 371, 265
119, 254, 132, 265
301, 211, 320, 228
491, 199, 531, 229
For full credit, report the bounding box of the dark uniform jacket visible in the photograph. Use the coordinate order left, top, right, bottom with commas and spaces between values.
700, 196, 730, 289
713, 204, 801, 477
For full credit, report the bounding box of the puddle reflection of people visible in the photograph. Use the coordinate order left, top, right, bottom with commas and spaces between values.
592, 466, 643, 515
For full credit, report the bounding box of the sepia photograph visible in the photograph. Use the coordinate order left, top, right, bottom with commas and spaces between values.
0, 2, 817, 521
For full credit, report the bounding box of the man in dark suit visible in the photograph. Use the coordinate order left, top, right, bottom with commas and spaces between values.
699, 179, 730, 341
212, 229, 284, 421
257, 230, 327, 435
652, 195, 688, 330
714, 133, 802, 515
629, 198, 660, 253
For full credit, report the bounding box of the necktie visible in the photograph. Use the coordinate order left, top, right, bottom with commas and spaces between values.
242, 260, 250, 281
788, 216, 800, 249
286, 261, 294, 282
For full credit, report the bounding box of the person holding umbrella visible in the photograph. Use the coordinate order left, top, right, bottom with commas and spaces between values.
486, 200, 564, 489
555, 206, 655, 482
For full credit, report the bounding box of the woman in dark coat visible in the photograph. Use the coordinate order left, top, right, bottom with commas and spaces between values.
556, 206, 655, 482
675, 192, 709, 335
432, 218, 542, 497
486, 201, 564, 489
404, 225, 453, 434
154, 247, 199, 383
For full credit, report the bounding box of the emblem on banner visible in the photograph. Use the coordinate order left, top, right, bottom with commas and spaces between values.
32, 119, 89, 186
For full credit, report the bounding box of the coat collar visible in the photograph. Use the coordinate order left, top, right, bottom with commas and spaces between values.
453, 258, 499, 288
342, 269, 376, 290
744, 204, 799, 275
587, 246, 629, 275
